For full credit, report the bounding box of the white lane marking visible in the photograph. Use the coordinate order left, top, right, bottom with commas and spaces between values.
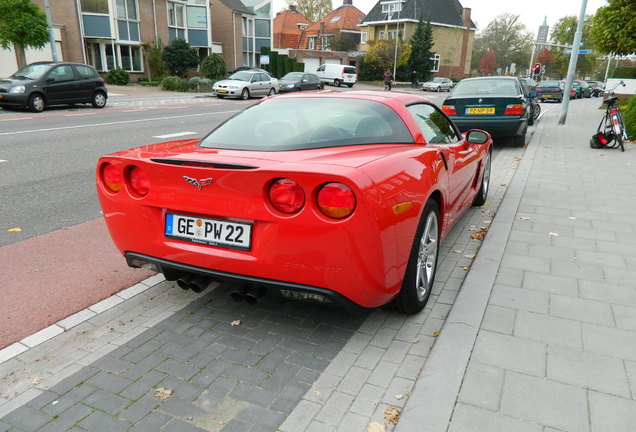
0, 117, 33, 122
166, 106, 187, 109
0, 160, 7, 163
65, 113, 96, 117
0, 110, 240, 137
122, 109, 147, 112
153, 131, 197, 139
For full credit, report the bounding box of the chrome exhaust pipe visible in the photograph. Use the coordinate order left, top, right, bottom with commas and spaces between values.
244, 286, 267, 305
230, 285, 247, 302
190, 276, 211, 293
177, 275, 194, 290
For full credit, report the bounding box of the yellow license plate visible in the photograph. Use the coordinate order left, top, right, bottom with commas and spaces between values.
541, 94, 551, 98
217, 90, 227, 94
0, 94, 3, 99
466, 107, 495, 115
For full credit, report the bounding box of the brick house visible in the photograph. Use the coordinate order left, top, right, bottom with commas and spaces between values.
1, 0, 273, 80
273, 0, 366, 72
359, 0, 476, 79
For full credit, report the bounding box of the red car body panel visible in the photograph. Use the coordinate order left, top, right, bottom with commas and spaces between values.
96, 91, 490, 309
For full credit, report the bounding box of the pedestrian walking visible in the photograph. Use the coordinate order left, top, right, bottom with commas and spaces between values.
410, 70, 418, 89
383, 69, 394, 91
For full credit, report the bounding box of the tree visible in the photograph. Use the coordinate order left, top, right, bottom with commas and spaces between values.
200, 54, 227, 80
479, 49, 498, 75
591, 0, 636, 55
363, 39, 412, 78
550, 15, 599, 78
286, 0, 331, 22
408, 16, 434, 82
0, 0, 49, 70
162, 39, 199, 77
536, 48, 557, 77
471, 13, 533, 75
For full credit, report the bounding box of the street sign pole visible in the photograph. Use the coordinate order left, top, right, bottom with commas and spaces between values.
559, 0, 588, 125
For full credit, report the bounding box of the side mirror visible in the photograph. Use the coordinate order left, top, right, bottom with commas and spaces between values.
466, 129, 490, 145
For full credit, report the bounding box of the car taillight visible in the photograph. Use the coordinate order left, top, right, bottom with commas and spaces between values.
504, 104, 523, 115
442, 105, 457, 116
128, 166, 150, 197
269, 178, 305, 214
317, 182, 356, 219
101, 163, 122, 193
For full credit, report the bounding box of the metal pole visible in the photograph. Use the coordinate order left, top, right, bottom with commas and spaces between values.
558, 0, 588, 125
603, 53, 613, 82
392, 2, 401, 79
44, 0, 58, 61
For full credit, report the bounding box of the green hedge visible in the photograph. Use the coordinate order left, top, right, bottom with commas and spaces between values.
105, 68, 129, 85
612, 67, 636, 79
622, 96, 636, 140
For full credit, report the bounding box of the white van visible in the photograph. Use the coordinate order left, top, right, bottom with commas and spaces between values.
315, 64, 357, 88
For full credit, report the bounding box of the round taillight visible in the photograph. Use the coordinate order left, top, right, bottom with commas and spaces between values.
128, 166, 150, 197
317, 182, 356, 219
268, 178, 305, 214
102, 163, 122, 193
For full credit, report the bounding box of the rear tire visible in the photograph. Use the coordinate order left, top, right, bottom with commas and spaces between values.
91, 91, 107, 108
472, 152, 491, 206
347, 84, 354, 88
334, 79, 341, 87
217, 95, 225, 99
390, 200, 439, 314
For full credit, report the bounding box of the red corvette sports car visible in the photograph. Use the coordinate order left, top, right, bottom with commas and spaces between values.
96, 91, 492, 314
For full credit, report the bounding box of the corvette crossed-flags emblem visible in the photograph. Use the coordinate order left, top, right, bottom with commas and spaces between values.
183, 176, 213, 190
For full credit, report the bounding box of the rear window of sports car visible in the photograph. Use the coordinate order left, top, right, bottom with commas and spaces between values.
198, 98, 414, 151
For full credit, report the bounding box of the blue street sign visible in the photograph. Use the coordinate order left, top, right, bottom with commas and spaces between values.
564, 50, 592, 54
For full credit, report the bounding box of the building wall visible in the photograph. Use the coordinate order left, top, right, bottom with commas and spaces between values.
34, 0, 84, 64
210, 2, 242, 71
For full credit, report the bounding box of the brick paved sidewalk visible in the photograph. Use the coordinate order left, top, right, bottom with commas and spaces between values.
397, 98, 636, 432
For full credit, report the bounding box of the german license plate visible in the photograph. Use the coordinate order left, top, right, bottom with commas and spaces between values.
165, 213, 251, 250
466, 107, 495, 115
541, 94, 551, 98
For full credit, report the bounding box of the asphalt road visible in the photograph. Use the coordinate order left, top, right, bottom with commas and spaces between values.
0, 99, 247, 247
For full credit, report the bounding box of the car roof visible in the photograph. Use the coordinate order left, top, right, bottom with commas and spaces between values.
460, 76, 519, 82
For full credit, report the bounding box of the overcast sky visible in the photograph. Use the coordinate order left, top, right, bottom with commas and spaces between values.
274, 0, 609, 37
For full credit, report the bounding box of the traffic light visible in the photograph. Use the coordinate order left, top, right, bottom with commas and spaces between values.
532, 63, 541, 77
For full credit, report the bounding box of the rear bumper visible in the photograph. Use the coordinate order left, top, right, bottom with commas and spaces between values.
451, 116, 527, 138
126, 252, 369, 313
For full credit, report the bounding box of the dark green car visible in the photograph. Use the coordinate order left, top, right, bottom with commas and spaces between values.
572, 80, 592, 98
442, 76, 531, 146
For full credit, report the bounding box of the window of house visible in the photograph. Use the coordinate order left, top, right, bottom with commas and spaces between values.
186, 6, 207, 29
119, 45, 142, 71
378, 30, 385, 40
380, 1, 402, 14
308, 36, 316, 50
387, 30, 398, 40
430, 54, 440, 72
167, 2, 185, 28
361, 32, 367, 44
81, 0, 109, 14
321, 36, 332, 50
115, 0, 137, 20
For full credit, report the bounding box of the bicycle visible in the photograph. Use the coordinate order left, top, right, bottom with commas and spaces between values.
591, 80, 628, 152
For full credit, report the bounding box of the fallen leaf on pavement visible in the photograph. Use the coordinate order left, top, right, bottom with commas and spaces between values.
462, 266, 470, 270
32, 376, 43, 385
154, 387, 173, 400
464, 254, 475, 259
230, 320, 241, 326
471, 228, 488, 241
218, 421, 226, 425
549, 232, 560, 237
7, 228, 22, 233
384, 406, 401, 425
395, 394, 403, 400
367, 422, 385, 432
433, 332, 440, 337
411, 338, 420, 344
520, 216, 531, 220
453, 250, 462, 254
314, 391, 321, 397
569, 217, 577, 220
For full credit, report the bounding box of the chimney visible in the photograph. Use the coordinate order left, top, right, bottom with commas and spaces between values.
343, 0, 352, 5
289, 4, 297, 13
462, 8, 471, 28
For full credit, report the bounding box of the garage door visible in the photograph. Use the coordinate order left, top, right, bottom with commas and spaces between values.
303, 58, 320, 73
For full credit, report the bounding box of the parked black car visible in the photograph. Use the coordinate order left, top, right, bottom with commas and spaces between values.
278, 72, 321, 93
442, 76, 531, 146
0, 61, 107, 113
